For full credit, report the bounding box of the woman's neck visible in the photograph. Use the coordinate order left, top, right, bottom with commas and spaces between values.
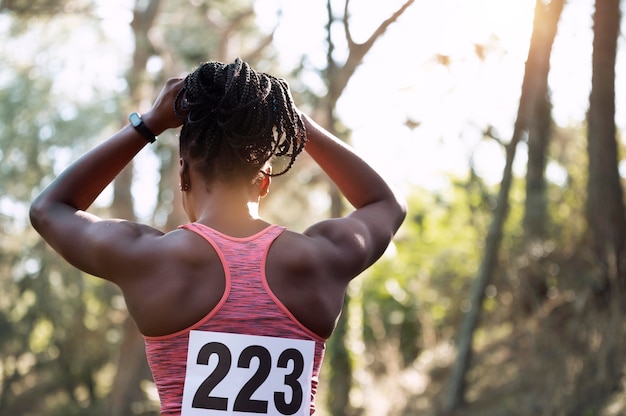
189, 181, 268, 236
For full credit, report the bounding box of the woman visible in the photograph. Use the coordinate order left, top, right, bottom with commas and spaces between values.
30, 59, 406, 415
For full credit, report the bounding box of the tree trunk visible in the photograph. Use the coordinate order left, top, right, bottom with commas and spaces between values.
108, 318, 153, 416
440, 0, 564, 412
568, 0, 625, 412
326, 296, 354, 416
586, 0, 625, 269
523, 0, 565, 239
519, 0, 565, 315
107, 1, 162, 414
108, 163, 154, 416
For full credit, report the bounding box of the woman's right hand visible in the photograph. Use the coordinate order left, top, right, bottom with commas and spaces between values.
142, 77, 186, 135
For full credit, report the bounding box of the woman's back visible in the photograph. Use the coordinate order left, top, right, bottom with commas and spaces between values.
144, 223, 327, 415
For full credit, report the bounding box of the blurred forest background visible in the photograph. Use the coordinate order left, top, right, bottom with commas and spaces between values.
2, 0, 626, 415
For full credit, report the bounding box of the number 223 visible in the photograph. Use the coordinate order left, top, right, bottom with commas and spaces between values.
182, 332, 314, 416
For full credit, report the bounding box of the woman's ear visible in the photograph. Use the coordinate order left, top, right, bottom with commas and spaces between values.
259, 164, 272, 197
179, 158, 191, 191
259, 174, 271, 198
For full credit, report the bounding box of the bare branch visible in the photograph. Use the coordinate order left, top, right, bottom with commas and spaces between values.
329, 0, 415, 106
346, 0, 415, 59
343, 0, 353, 47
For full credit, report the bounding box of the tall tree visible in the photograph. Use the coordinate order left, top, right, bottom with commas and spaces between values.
568, 0, 625, 412
440, 0, 565, 412
522, 2, 564, 239
586, 0, 625, 272
316, 0, 415, 414
519, 0, 566, 314
107, 2, 164, 414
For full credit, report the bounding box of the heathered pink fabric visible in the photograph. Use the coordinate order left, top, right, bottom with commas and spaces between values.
144, 223, 327, 415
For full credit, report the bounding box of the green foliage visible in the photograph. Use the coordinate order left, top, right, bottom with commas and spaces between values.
360, 181, 490, 368
0, 0, 92, 16
0, 14, 124, 415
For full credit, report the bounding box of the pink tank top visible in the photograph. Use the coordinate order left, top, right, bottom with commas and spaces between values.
144, 223, 327, 415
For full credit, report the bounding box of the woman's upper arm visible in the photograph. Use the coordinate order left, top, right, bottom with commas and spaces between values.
303, 200, 401, 281
31, 202, 164, 284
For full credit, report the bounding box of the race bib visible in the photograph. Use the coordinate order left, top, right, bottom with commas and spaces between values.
181, 331, 315, 416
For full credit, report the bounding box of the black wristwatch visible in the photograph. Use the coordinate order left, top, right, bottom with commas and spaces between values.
129, 112, 156, 143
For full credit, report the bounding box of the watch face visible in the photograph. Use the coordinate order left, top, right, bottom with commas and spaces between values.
129, 112, 155, 143
129, 112, 142, 127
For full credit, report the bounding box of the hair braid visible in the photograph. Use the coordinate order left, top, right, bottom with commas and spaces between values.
175, 58, 304, 182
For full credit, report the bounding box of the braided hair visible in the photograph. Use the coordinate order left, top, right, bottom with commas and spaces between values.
174, 58, 307, 184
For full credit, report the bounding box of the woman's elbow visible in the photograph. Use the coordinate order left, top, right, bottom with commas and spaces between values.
29, 196, 46, 231
390, 190, 408, 232
29, 193, 55, 233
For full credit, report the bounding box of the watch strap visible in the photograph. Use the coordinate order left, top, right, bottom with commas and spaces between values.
129, 112, 156, 143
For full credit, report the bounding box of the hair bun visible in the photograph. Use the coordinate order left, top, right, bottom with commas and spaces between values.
177, 58, 307, 177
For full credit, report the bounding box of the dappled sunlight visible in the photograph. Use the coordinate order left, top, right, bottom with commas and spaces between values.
3, 0, 626, 414
355, 341, 457, 416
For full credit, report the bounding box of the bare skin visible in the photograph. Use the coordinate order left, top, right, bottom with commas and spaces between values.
30, 77, 406, 340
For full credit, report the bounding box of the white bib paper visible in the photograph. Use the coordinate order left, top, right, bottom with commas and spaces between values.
181, 331, 314, 416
